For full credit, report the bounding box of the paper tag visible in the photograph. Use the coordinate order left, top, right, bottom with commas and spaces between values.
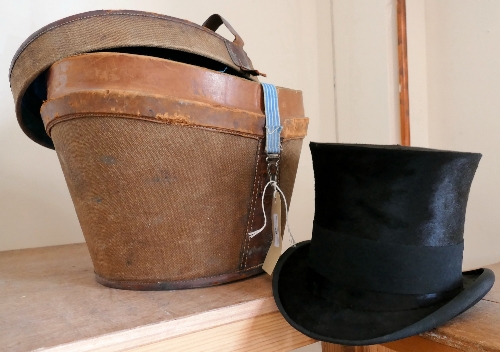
272, 214, 280, 247
263, 190, 283, 275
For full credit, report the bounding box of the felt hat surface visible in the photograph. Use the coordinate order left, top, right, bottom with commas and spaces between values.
273, 142, 495, 345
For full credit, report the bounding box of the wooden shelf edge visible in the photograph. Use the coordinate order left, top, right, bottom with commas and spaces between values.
39, 297, 278, 352
130, 312, 316, 352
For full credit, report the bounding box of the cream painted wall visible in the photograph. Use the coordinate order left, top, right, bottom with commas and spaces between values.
0, 0, 335, 252
406, 0, 430, 148
422, 0, 500, 269
330, 0, 500, 270
4, 0, 494, 274
331, 0, 400, 145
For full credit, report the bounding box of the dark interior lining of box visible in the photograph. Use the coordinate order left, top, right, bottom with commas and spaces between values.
95, 47, 247, 79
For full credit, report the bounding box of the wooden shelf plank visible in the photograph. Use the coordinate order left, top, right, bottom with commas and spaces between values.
1, 243, 499, 352
321, 343, 395, 351
383, 336, 462, 352
0, 243, 279, 351
41, 298, 280, 352
130, 312, 315, 352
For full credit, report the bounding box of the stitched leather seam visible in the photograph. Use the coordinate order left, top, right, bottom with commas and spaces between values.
46, 114, 261, 140
224, 41, 241, 67
241, 139, 262, 269
244, 160, 261, 268
44, 91, 267, 119
283, 136, 306, 141
224, 41, 253, 71
95, 264, 263, 285
45, 112, 307, 140
241, 138, 263, 270
243, 263, 264, 270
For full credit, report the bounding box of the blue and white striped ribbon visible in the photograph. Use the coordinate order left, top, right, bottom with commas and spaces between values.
247, 82, 296, 246
261, 83, 283, 155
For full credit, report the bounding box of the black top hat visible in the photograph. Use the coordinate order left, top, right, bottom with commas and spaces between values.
272, 142, 495, 345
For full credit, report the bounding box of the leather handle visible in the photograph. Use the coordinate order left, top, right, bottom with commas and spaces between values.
202, 14, 244, 46
202, 14, 265, 77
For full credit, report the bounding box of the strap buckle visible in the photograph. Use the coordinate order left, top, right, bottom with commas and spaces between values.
266, 154, 280, 182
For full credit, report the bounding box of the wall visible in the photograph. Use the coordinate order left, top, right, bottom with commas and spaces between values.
0, 0, 335, 251
423, 0, 500, 269
2, 0, 498, 272
332, 0, 400, 145
331, 0, 500, 270
406, 0, 430, 148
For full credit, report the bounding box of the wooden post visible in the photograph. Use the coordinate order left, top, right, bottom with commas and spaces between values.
397, 0, 411, 146
321, 343, 394, 352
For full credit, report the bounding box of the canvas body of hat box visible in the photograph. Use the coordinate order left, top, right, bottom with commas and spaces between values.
273, 142, 495, 345
9, 10, 309, 290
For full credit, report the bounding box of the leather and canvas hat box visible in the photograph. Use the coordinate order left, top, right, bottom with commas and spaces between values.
273, 143, 494, 345
9, 10, 309, 290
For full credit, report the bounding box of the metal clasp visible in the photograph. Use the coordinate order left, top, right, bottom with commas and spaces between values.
266, 154, 280, 182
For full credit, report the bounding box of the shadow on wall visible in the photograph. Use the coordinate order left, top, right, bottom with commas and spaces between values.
0, 116, 84, 251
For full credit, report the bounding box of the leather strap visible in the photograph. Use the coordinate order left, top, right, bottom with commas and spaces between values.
203, 14, 265, 76
41, 90, 309, 139
203, 14, 245, 46
42, 52, 308, 138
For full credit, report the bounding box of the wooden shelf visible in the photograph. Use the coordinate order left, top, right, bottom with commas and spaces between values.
1, 243, 499, 351
0, 243, 313, 351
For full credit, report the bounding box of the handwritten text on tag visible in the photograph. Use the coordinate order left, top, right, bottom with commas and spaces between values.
263, 190, 282, 275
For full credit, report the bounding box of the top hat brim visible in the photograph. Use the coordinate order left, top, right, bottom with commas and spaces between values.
272, 241, 495, 346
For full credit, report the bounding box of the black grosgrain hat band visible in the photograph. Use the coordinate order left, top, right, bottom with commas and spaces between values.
307, 268, 463, 312
309, 223, 464, 295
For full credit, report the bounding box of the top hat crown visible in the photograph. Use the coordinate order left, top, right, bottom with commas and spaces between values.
312, 143, 480, 246
272, 142, 495, 345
